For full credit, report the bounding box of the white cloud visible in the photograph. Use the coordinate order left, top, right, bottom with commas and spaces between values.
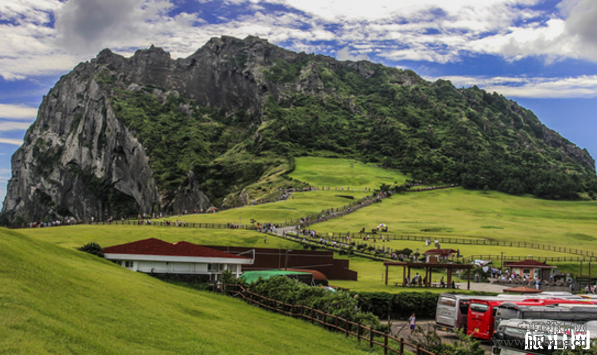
0, 121, 33, 131
336, 47, 369, 61
0, 138, 23, 145
1, 0, 597, 82
428, 75, 597, 98
0, 104, 38, 119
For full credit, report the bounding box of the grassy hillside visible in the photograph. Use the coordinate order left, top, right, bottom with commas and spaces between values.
312, 187, 597, 250
156, 190, 368, 224
289, 157, 409, 189
0, 228, 380, 355
19, 225, 300, 250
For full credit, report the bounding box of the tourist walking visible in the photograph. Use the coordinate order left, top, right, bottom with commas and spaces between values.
409, 313, 416, 335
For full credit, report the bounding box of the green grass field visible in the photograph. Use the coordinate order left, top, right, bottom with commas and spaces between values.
0, 228, 383, 355
19, 225, 301, 250
312, 187, 597, 251
289, 157, 409, 189
157, 190, 368, 224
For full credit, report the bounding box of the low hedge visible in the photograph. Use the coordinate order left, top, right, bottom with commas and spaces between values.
351, 290, 497, 320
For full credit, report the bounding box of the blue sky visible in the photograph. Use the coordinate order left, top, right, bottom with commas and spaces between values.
1, 0, 597, 204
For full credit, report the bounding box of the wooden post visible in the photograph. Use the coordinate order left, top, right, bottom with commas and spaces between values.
311, 308, 315, 324
300, 305, 304, 319
384, 332, 388, 355
467, 267, 471, 290
400, 338, 404, 354
429, 266, 433, 287
345, 318, 350, 337
417, 346, 421, 355
358, 323, 361, 342
447, 268, 452, 286
335, 315, 339, 331
370, 326, 374, 348
403, 266, 406, 286
385, 265, 389, 285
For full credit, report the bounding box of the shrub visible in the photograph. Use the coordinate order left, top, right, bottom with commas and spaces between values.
410, 326, 485, 355
247, 276, 380, 328
77, 242, 104, 257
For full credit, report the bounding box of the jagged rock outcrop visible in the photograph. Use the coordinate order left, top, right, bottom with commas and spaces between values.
2, 68, 161, 222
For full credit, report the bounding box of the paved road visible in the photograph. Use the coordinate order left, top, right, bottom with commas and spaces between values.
385, 320, 492, 353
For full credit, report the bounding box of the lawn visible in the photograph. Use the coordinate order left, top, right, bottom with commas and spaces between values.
157, 190, 368, 224
0, 228, 381, 355
289, 157, 410, 189
311, 187, 597, 251
19, 225, 301, 250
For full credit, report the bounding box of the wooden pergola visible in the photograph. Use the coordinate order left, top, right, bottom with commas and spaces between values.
383, 261, 475, 290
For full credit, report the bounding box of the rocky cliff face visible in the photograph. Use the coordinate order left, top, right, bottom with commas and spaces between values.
2, 35, 595, 224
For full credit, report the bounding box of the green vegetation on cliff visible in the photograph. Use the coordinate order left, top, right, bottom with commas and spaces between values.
105, 44, 596, 206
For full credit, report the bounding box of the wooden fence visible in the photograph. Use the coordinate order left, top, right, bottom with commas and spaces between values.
308, 232, 596, 259
463, 254, 595, 263
227, 285, 436, 355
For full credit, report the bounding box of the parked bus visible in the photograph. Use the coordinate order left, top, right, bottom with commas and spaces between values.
465, 298, 589, 341
492, 319, 597, 355
494, 300, 597, 331
496, 293, 584, 300
435, 294, 498, 332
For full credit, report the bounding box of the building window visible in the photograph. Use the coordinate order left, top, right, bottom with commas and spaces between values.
208, 264, 224, 272
125, 261, 134, 268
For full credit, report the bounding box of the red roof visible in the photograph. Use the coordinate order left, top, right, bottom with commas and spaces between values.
423, 249, 457, 255
503, 286, 543, 294
503, 260, 554, 268
103, 238, 251, 259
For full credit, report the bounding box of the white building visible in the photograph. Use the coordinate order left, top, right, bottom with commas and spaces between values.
103, 238, 254, 280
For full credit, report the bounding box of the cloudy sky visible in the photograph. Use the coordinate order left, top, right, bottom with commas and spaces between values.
1, 0, 597, 203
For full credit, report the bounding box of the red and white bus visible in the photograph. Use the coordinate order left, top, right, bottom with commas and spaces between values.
467, 298, 591, 340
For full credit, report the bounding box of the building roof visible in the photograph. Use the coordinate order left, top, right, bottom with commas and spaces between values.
423, 249, 457, 255
103, 238, 251, 259
286, 268, 328, 281
502, 286, 544, 294
503, 260, 555, 268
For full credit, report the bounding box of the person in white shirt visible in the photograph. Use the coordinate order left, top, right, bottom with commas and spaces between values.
409, 313, 416, 335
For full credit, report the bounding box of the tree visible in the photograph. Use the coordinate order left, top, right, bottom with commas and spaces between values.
77, 242, 104, 257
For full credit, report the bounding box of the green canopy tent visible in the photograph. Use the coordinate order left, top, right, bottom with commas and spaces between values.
239, 270, 313, 285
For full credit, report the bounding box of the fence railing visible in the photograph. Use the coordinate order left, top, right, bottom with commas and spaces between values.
462, 254, 595, 263
305, 232, 596, 259
227, 284, 436, 355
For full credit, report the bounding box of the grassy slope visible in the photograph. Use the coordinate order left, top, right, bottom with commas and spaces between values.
0, 228, 378, 355
289, 157, 409, 189
19, 225, 300, 250
312, 187, 597, 250
156, 190, 368, 224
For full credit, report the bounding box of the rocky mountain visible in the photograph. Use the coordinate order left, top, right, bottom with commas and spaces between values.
2, 35, 596, 224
